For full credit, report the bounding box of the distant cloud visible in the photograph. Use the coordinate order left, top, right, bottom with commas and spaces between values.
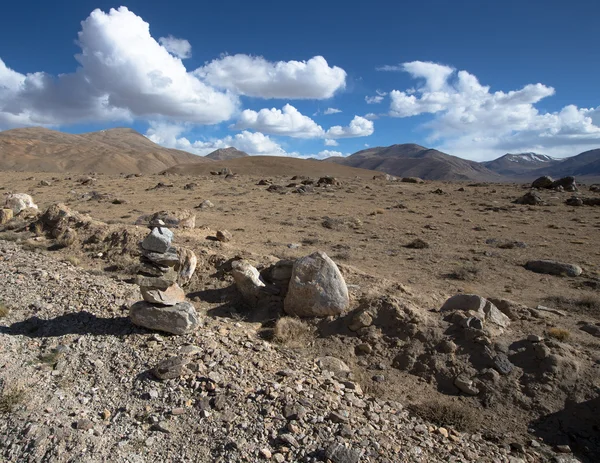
196, 55, 346, 99
364, 113, 379, 120
158, 35, 192, 59
324, 139, 339, 146
388, 60, 600, 159
234, 105, 374, 139
315, 150, 344, 159
233, 104, 323, 138
146, 122, 295, 156
365, 90, 387, 104
365, 95, 384, 104
325, 116, 374, 138
323, 107, 342, 115
376, 64, 404, 72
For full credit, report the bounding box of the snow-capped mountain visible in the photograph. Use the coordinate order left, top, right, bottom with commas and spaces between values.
482, 152, 562, 176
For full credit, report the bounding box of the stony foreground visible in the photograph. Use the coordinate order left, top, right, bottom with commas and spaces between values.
0, 240, 570, 463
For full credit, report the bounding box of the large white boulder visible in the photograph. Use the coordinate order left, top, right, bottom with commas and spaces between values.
284, 251, 349, 317
5, 193, 37, 214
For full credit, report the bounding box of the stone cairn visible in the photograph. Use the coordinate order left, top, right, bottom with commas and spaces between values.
129, 221, 200, 335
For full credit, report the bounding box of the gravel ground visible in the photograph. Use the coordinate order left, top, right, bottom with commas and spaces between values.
0, 240, 569, 463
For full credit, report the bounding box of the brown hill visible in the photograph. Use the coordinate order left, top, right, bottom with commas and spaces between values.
163, 155, 378, 178
0, 127, 209, 174
325, 144, 502, 181
205, 147, 249, 161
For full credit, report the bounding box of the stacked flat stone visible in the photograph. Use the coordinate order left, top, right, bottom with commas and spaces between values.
129, 222, 200, 335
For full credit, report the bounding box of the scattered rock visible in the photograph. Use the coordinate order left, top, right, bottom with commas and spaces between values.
514, 191, 543, 205
4, 193, 38, 214
129, 301, 200, 334
454, 375, 479, 395
284, 251, 349, 317
197, 200, 214, 209
142, 227, 174, 253
525, 260, 582, 277
401, 177, 424, 184
140, 283, 186, 306
216, 230, 232, 242
231, 260, 266, 307
152, 356, 189, 380
532, 176, 554, 189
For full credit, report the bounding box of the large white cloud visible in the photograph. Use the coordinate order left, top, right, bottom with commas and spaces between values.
0, 7, 348, 131
233, 104, 324, 138
385, 61, 600, 159
325, 115, 374, 138
0, 7, 238, 128
234, 105, 374, 139
196, 55, 346, 99
146, 122, 295, 157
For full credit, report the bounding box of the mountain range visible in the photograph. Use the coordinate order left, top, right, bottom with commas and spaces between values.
0, 127, 598, 181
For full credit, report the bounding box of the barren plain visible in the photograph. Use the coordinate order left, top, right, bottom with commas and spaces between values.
1, 168, 599, 463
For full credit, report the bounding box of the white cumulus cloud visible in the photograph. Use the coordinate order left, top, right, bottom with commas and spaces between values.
196, 55, 346, 99
323, 107, 342, 115
234, 105, 374, 140
325, 115, 374, 138
365, 95, 384, 104
315, 150, 344, 159
324, 139, 339, 146
387, 60, 600, 159
233, 104, 324, 138
0, 7, 238, 128
146, 122, 294, 157
159, 35, 192, 59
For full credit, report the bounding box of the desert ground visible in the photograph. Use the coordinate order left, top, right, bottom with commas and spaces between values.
1, 168, 599, 462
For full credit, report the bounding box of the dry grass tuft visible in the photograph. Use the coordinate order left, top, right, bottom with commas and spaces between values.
0, 302, 10, 318
273, 317, 313, 348
547, 327, 571, 341
446, 265, 479, 281
0, 386, 26, 413
404, 238, 430, 249
409, 401, 480, 432
63, 255, 81, 266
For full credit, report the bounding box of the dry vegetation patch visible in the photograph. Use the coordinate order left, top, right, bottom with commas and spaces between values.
409, 401, 481, 432
272, 317, 314, 348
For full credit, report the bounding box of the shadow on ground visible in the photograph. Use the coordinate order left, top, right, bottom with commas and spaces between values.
0, 311, 136, 338
531, 396, 600, 463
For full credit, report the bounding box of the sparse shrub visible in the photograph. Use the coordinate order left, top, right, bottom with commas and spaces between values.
446, 265, 479, 281
0, 386, 26, 413
543, 294, 600, 317
547, 327, 571, 341
64, 255, 81, 266
31, 221, 44, 236
273, 317, 313, 348
0, 302, 10, 318
369, 209, 385, 216
55, 228, 77, 248
409, 401, 480, 432
405, 238, 429, 249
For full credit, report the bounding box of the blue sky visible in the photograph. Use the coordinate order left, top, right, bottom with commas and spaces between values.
0, 0, 599, 160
